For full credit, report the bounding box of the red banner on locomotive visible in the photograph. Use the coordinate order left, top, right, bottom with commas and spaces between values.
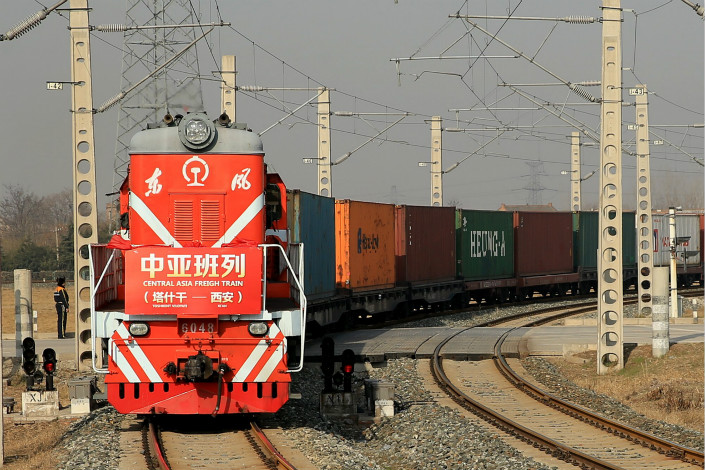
125, 246, 263, 315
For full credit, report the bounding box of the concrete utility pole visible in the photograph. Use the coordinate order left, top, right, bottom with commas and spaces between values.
430, 116, 443, 207
669, 207, 679, 318
597, 0, 624, 374
317, 87, 332, 197
570, 132, 581, 211
69, 0, 99, 371
221, 55, 236, 121
652, 267, 670, 357
0, 260, 3, 466
634, 85, 654, 320
14, 270, 32, 359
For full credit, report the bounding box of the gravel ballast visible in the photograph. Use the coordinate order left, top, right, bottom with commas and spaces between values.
55, 299, 704, 470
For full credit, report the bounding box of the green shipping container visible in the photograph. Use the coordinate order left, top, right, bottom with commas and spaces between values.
573, 211, 637, 270
456, 209, 515, 280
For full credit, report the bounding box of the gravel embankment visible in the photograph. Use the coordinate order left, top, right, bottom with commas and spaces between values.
55, 298, 704, 469
520, 357, 704, 451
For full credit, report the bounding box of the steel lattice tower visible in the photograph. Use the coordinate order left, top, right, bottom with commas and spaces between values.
113, 0, 205, 189
522, 161, 547, 205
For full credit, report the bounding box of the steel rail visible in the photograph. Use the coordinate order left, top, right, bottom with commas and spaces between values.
491, 321, 704, 466
250, 420, 299, 470
144, 417, 299, 470
430, 330, 622, 470
431, 296, 704, 469
146, 419, 171, 470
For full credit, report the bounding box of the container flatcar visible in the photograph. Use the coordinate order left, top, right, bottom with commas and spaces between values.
288, 190, 336, 300
335, 200, 396, 291
651, 212, 703, 286
513, 211, 578, 297
395, 205, 456, 284
573, 211, 638, 292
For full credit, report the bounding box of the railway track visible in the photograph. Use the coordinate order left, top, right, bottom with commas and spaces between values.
142, 417, 299, 470
430, 294, 704, 470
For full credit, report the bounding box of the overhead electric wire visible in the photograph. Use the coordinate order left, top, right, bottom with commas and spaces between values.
84, 1, 702, 184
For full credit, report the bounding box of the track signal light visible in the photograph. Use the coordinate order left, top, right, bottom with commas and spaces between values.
22, 337, 42, 390
22, 337, 36, 376
42, 348, 57, 374
341, 348, 355, 393
42, 348, 57, 392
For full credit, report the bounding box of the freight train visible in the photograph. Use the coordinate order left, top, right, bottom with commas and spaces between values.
89, 110, 704, 416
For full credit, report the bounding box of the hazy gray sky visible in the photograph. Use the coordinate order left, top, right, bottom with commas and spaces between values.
0, 1, 702, 213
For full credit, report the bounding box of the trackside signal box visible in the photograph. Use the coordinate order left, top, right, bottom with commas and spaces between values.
69, 376, 99, 414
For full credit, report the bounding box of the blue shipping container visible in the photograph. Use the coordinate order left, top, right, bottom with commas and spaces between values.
287, 190, 337, 300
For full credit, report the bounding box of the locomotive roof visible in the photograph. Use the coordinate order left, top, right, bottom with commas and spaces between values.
129, 122, 264, 155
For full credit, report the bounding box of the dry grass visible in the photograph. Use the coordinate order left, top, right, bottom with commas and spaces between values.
2, 419, 71, 469
549, 343, 704, 432
0, 283, 83, 469
1, 283, 70, 335
0, 360, 83, 470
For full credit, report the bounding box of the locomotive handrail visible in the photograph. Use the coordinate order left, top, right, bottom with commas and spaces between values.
259, 243, 307, 373
89, 245, 117, 374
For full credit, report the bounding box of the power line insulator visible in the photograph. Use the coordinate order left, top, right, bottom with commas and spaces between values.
569, 84, 599, 103
96, 24, 128, 33
2, 10, 48, 41
564, 16, 596, 24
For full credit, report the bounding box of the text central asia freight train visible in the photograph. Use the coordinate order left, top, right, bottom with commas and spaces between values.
89, 112, 307, 415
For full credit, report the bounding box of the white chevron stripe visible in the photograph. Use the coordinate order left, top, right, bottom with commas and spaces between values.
233, 340, 269, 382
129, 193, 182, 247
254, 343, 284, 382
116, 323, 163, 383
109, 335, 140, 383
231, 324, 284, 383
213, 194, 264, 247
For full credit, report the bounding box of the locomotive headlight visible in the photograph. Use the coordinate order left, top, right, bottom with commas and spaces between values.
128, 322, 150, 336
248, 322, 269, 337
185, 119, 209, 144
178, 114, 216, 150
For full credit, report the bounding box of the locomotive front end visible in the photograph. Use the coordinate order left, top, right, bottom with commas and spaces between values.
91, 113, 305, 415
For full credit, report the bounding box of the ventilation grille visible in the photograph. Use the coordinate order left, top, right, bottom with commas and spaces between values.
201, 200, 222, 241
173, 200, 194, 240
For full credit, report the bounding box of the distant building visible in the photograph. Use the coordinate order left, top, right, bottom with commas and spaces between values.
497, 202, 557, 212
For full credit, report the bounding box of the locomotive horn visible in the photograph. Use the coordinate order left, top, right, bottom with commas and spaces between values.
218, 112, 231, 126
163, 113, 174, 126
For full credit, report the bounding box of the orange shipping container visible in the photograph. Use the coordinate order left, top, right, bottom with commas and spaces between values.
335, 200, 396, 291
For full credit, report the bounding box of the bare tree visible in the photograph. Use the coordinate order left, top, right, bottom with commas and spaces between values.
651, 174, 704, 210
0, 184, 42, 242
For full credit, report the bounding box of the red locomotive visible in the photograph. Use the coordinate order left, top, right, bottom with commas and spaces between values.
90, 112, 306, 415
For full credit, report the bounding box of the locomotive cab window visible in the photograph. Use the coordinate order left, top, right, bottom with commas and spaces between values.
265, 183, 282, 228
